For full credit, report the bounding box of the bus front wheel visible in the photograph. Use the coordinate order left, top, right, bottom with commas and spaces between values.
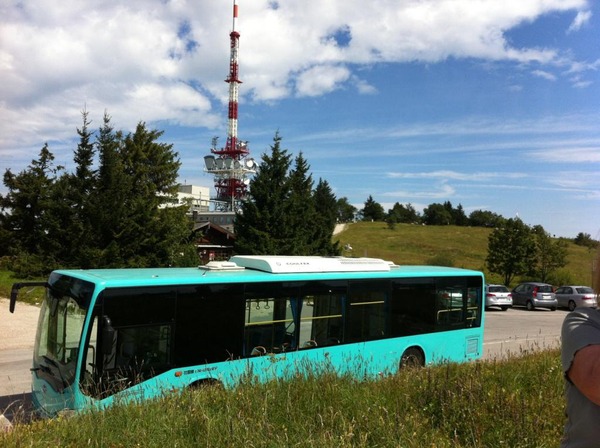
400, 347, 425, 369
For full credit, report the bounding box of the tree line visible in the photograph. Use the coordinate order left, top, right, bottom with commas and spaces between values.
354, 195, 600, 286
0, 115, 340, 277
1, 112, 596, 281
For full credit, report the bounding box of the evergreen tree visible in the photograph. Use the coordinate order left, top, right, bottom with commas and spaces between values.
55, 109, 98, 266
93, 112, 130, 266
1, 112, 194, 271
361, 195, 386, 221
115, 122, 188, 267
486, 218, 536, 286
312, 179, 340, 255
285, 152, 315, 255
0, 144, 64, 273
452, 203, 469, 226
235, 133, 293, 255
235, 133, 340, 256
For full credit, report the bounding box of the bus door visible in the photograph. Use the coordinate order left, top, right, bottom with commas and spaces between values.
88, 287, 177, 396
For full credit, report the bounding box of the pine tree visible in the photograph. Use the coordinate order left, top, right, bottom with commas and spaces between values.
55, 109, 98, 266
312, 179, 340, 255
0, 144, 64, 273
361, 195, 386, 221
114, 122, 188, 267
93, 113, 130, 266
235, 132, 293, 254
285, 152, 315, 255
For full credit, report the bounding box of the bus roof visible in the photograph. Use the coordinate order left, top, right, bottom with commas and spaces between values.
228, 255, 394, 273
51, 256, 483, 289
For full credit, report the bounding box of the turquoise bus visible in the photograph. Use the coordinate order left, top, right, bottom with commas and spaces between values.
9, 256, 485, 417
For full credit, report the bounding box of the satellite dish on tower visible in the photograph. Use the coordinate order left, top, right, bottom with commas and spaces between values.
204, 155, 216, 171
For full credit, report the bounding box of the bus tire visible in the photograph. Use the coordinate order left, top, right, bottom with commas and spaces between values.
399, 347, 425, 369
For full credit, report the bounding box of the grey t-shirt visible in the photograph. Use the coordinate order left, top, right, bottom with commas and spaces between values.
561, 307, 600, 448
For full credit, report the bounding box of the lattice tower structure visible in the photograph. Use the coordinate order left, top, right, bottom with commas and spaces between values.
204, 0, 256, 212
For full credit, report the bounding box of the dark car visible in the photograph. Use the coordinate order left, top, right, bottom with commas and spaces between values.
511, 282, 557, 311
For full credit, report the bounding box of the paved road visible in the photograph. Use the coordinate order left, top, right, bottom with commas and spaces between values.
0, 300, 568, 422
483, 306, 565, 359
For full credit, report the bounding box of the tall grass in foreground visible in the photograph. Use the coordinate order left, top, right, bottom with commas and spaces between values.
3, 349, 564, 448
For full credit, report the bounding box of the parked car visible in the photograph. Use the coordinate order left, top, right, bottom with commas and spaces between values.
555, 285, 597, 311
511, 282, 557, 311
485, 284, 512, 311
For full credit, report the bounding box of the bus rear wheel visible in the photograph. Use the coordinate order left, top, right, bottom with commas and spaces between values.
400, 347, 425, 369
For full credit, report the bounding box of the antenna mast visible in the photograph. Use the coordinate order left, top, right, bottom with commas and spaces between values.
204, 0, 256, 212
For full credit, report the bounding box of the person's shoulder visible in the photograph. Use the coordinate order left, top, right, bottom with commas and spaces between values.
562, 308, 600, 338
565, 307, 600, 323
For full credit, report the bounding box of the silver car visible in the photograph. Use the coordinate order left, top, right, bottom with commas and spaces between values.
511, 282, 557, 311
555, 285, 597, 311
485, 284, 512, 311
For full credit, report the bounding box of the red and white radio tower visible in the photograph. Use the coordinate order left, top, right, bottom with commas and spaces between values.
204, 0, 256, 212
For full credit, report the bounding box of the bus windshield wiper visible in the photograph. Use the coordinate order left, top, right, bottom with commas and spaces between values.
42, 355, 59, 368
39, 355, 69, 388
31, 364, 52, 374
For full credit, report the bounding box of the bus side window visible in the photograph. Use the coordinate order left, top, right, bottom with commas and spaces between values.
298, 294, 344, 348
244, 297, 294, 356
346, 281, 388, 343
390, 280, 436, 336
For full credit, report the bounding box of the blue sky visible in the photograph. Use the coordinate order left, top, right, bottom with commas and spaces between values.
1, 0, 599, 238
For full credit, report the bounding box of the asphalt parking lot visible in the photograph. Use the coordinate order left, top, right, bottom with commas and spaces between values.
483, 306, 564, 360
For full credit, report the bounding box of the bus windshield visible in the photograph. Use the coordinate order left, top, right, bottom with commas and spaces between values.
33, 273, 94, 393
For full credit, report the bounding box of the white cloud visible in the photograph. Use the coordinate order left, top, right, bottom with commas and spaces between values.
383, 183, 457, 199
295, 65, 351, 97
532, 70, 557, 81
528, 147, 600, 163
386, 170, 527, 181
0, 0, 593, 164
567, 10, 592, 33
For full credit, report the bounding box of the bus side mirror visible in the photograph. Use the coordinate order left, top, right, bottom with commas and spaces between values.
9, 281, 48, 313
102, 316, 116, 356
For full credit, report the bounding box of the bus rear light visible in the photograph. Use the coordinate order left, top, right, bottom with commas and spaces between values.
175, 371, 183, 378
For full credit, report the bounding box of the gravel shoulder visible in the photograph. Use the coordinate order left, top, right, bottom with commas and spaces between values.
0, 298, 39, 351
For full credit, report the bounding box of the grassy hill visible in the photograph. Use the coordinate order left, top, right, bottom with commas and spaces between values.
334, 222, 597, 287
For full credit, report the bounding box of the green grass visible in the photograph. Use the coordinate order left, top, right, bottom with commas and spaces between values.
335, 222, 596, 287
2, 350, 564, 447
